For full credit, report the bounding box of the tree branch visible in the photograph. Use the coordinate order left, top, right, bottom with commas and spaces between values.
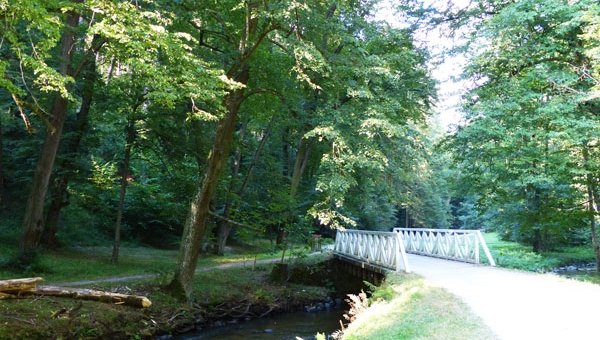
209, 211, 263, 233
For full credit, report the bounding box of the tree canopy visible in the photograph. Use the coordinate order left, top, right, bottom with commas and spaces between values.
1, 0, 443, 300
4, 0, 600, 300
445, 0, 600, 257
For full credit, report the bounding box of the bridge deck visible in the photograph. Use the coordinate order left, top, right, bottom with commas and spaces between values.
333, 253, 391, 275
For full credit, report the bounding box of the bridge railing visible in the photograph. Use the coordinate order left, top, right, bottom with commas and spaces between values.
334, 229, 410, 272
393, 228, 496, 266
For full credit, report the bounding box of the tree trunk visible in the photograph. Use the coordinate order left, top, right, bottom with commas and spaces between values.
587, 182, 600, 272
275, 137, 314, 245
0, 110, 3, 202
42, 59, 97, 249
169, 65, 250, 301
290, 137, 314, 199
583, 145, 600, 271
216, 220, 233, 256
215, 120, 272, 255
19, 8, 80, 256
112, 120, 136, 263
215, 120, 246, 255
0, 277, 43, 294
43, 177, 68, 249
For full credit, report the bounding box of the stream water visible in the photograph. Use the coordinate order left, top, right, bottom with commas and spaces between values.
172, 307, 346, 340
555, 270, 600, 284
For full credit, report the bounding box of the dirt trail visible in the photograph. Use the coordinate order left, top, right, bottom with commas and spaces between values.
407, 254, 600, 340
52, 257, 284, 287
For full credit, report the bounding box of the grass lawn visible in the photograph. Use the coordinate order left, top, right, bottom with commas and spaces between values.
341, 273, 498, 340
481, 231, 597, 272
0, 241, 311, 283
0, 257, 333, 340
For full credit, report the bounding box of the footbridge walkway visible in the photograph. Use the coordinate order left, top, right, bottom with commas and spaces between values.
333, 228, 496, 273
333, 228, 600, 339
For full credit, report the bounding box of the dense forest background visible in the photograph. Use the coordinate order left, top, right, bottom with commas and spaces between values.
2, 0, 600, 296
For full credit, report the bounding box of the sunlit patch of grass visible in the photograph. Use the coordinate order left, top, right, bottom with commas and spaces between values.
0, 256, 332, 339
342, 273, 498, 340
0, 242, 312, 283
480, 232, 595, 272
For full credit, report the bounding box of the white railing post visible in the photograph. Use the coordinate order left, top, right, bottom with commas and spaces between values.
333, 229, 410, 272
395, 230, 410, 273
393, 228, 496, 266
476, 230, 496, 266
474, 233, 480, 264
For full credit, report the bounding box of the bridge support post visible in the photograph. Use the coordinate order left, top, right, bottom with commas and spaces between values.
395, 231, 411, 273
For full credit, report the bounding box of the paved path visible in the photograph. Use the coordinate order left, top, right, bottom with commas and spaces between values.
407, 254, 600, 340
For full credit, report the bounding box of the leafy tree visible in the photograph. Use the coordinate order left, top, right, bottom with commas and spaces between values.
168, 0, 343, 300
447, 0, 600, 257
305, 18, 437, 231
18, 1, 86, 256
3, 0, 228, 259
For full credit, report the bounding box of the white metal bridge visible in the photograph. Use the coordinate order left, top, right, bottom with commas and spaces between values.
333, 228, 495, 273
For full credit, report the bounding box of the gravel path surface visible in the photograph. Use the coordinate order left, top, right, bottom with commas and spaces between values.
407, 254, 600, 340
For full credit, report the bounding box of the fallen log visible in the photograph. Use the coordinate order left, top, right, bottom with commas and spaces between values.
32, 286, 152, 308
0, 278, 151, 308
0, 277, 44, 294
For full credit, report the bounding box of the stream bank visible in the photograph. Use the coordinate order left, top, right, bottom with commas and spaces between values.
160, 256, 370, 339
0, 255, 368, 340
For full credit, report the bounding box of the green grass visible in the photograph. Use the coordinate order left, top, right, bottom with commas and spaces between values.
481, 232, 596, 272
342, 273, 498, 340
0, 257, 332, 340
0, 241, 312, 283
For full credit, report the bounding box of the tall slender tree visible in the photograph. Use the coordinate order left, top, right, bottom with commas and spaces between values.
7, 0, 228, 257
20, 2, 83, 255
447, 0, 600, 253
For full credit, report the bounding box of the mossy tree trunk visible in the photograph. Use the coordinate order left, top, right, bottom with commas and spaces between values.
19, 5, 81, 256
42, 59, 97, 249
169, 65, 250, 301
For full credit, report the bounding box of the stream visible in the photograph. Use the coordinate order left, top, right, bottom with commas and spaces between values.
171, 306, 346, 340
555, 269, 600, 284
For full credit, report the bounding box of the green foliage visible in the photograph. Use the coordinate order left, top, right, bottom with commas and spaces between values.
304, 17, 439, 230
494, 249, 561, 272
0, 250, 50, 275
0, 0, 68, 102
445, 0, 600, 252
0, 111, 43, 211
365, 280, 395, 302
2, 0, 447, 267
484, 232, 595, 272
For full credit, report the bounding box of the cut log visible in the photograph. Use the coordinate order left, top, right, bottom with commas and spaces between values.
0, 278, 151, 308
33, 285, 152, 308
0, 277, 44, 294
